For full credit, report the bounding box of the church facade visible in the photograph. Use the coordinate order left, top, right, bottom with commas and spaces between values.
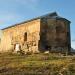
0, 12, 71, 54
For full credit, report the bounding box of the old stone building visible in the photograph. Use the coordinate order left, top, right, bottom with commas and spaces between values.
0, 12, 71, 54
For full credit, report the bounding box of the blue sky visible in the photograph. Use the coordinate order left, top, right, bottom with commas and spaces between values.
0, 0, 75, 49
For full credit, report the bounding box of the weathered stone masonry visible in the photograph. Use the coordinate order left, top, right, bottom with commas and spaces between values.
0, 12, 71, 54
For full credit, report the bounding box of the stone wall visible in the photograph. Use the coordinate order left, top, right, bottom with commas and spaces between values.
40, 18, 70, 53
0, 14, 71, 54
0, 19, 40, 53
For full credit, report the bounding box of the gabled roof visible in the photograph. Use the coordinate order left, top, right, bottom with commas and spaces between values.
2, 12, 70, 30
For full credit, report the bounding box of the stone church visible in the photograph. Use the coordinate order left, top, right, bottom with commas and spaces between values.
0, 12, 71, 54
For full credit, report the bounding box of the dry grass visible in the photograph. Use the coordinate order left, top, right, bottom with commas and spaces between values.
0, 53, 75, 75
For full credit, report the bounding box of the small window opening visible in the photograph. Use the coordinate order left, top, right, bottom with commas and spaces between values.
24, 32, 27, 41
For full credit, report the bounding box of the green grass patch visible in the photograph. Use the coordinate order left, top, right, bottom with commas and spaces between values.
0, 53, 75, 75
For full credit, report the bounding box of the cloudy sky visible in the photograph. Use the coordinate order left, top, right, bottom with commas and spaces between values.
0, 0, 75, 49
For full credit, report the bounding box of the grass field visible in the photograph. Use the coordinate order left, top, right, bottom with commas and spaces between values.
0, 53, 75, 75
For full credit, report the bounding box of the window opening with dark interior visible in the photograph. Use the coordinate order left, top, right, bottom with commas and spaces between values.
24, 32, 27, 41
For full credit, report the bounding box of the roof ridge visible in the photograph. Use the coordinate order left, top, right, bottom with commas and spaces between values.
2, 12, 58, 30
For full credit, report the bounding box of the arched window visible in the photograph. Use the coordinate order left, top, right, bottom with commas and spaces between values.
24, 32, 27, 41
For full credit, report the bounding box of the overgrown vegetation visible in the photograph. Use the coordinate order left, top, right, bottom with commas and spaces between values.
0, 53, 75, 75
